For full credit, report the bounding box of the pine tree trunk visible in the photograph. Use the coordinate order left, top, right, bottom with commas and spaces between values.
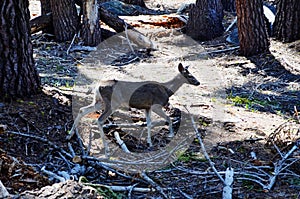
40, 0, 54, 34
273, 0, 300, 42
236, 0, 269, 56
221, 0, 235, 12
186, 0, 224, 41
81, 0, 102, 46
50, 0, 79, 41
0, 0, 40, 99
120, 0, 146, 7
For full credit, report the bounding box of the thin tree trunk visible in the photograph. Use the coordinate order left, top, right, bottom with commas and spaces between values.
236, 0, 269, 56
0, 0, 40, 99
81, 0, 102, 46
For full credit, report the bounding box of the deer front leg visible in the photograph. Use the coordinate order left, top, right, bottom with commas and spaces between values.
152, 105, 174, 138
67, 103, 97, 140
97, 122, 109, 157
145, 109, 153, 147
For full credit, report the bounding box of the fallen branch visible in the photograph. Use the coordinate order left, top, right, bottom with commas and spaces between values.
6, 130, 72, 159
81, 182, 155, 193
184, 107, 225, 184
141, 172, 168, 199
30, 13, 52, 34
264, 140, 300, 191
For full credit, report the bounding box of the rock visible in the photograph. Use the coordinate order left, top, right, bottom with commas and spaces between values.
19, 180, 99, 199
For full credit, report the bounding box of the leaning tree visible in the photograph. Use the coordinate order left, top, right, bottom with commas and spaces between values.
0, 0, 40, 99
235, 0, 269, 56
273, 0, 300, 42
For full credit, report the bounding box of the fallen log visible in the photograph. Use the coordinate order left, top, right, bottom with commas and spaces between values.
30, 8, 133, 35
30, 6, 154, 49
99, 6, 133, 33
30, 13, 52, 34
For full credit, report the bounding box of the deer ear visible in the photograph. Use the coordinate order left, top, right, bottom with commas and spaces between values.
178, 63, 184, 72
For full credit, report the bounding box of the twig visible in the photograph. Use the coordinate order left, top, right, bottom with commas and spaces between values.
200, 46, 239, 55
0, 180, 10, 198
225, 17, 237, 32
6, 130, 72, 158
264, 141, 300, 191
184, 106, 225, 184
128, 183, 139, 199
58, 152, 72, 171
141, 172, 168, 199
84, 157, 145, 183
68, 142, 76, 157
178, 189, 193, 199
124, 23, 136, 55
67, 34, 77, 55
41, 166, 66, 182
69, 45, 97, 52
82, 182, 155, 193
113, 131, 130, 153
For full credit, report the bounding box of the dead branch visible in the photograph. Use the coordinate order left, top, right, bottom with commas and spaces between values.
0, 180, 10, 198
185, 107, 225, 184
41, 166, 66, 182
6, 130, 72, 158
81, 182, 155, 193
99, 6, 133, 33
264, 140, 300, 191
30, 13, 52, 34
141, 172, 168, 199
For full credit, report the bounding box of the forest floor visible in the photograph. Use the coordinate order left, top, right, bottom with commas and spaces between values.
0, 0, 300, 198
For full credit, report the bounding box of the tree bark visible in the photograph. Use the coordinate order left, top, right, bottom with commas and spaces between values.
273, 0, 300, 42
30, 13, 52, 34
99, 6, 134, 33
120, 0, 147, 8
186, 0, 224, 41
50, 0, 79, 41
81, 0, 102, 46
236, 0, 269, 56
0, 0, 40, 99
221, 0, 235, 12
40, 0, 54, 34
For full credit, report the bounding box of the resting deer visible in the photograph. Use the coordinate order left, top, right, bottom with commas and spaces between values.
67, 63, 200, 156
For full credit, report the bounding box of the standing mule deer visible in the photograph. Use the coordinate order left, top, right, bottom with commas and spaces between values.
67, 63, 200, 156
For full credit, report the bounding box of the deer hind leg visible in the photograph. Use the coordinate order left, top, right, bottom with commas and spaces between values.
67, 103, 98, 140
145, 108, 153, 147
152, 105, 174, 138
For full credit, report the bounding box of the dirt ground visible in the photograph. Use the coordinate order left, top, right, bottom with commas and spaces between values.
0, 0, 300, 198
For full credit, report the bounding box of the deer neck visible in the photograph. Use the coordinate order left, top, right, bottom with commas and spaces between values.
162, 74, 186, 97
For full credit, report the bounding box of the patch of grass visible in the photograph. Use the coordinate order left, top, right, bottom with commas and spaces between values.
177, 151, 207, 163
95, 186, 124, 199
28, 101, 36, 105
79, 177, 124, 199
55, 65, 64, 71
227, 93, 280, 112
287, 177, 300, 186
